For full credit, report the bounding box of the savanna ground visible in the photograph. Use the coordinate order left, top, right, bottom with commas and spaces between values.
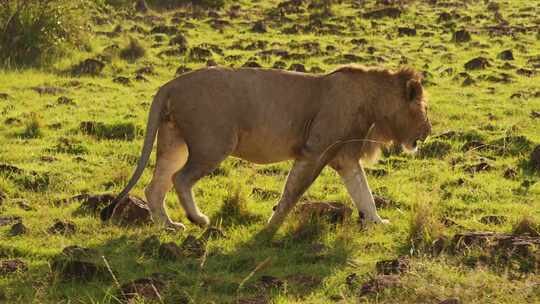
1, 0, 540, 303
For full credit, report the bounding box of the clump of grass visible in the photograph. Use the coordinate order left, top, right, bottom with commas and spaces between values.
214, 183, 262, 227
52, 137, 88, 155
408, 202, 445, 254
20, 113, 43, 139
119, 37, 146, 62
512, 216, 540, 237
80, 121, 139, 140
418, 139, 452, 158
0, 0, 88, 67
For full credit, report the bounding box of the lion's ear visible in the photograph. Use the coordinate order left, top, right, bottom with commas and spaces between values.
406, 79, 423, 102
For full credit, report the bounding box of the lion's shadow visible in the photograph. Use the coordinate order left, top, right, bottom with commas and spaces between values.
51, 220, 353, 303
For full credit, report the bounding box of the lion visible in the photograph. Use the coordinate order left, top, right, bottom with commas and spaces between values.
100, 65, 431, 235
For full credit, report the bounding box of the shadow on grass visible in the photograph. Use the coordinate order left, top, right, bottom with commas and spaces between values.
41, 218, 352, 303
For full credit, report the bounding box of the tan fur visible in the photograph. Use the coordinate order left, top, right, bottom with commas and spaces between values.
101, 65, 432, 234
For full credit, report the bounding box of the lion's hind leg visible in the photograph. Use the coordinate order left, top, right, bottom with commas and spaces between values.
172, 132, 236, 227
145, 121, 188, 230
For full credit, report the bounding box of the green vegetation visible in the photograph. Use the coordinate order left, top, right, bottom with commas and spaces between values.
0, 0, 88, 67
1, 0, 540, 303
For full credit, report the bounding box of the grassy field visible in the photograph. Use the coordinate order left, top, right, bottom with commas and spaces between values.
1, 0, 540, 303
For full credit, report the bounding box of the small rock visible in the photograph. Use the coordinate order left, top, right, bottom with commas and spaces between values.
32, 86, 65, 95
503, 168, 518, 179
480, 215, 507, 225
48, 219, 77, 235
51, 246, 107, 281
464, 162, 492, 174
9, 222, 26, 236
243, 61, 262, 68
272, 61, 286, 69
530, 145, 540, 174
59, 193, 115, 215
150, 25, 178, 35
0, 216, 21, 226
135, 66, 155, 75
72, 58, 105, 76
464, 57, 490, 70
206, 59, 218, 66
289, 63, 306, 72
360, 275, 401, 296
188, 46, 212, 61
517, 68, 535, 77
110, 196, 153, 226
260, 275, 285, 291
437, 12, 453, 22
120, 277, 166, 303
398, 27, 416, 36
57, 96, 75, 105
462, 76, 476, 86
0, 259, 27, 275
531, 111, 540, 118
363, 7, 402, 19
251, 20, 267, 33
498, 50, 514, 61
62, 245, 96, 257
452, 29, 471, 43
376, 257, 409, 275
113, 76, 130, 85
134, 74, 148, 82
158, 242, 183, 261
373, 195, 395, 208
169, 34, 188, 47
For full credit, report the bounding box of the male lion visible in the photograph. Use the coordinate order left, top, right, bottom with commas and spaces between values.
101, 65, 431, 234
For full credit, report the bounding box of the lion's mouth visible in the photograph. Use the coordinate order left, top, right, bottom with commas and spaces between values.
403, 136, 424, 153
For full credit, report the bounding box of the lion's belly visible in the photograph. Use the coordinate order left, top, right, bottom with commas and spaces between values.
231, 127, 302, 164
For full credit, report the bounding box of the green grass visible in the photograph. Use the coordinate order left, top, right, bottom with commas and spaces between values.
1, 0, 540, 303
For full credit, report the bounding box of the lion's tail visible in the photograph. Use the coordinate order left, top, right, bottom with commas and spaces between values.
100, 87, 168, 221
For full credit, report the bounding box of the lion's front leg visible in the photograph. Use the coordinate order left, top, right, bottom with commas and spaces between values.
265, 159, 326, 235
335, 162, 389, 225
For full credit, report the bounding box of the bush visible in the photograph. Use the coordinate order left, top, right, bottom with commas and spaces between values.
0, 0, 88, 67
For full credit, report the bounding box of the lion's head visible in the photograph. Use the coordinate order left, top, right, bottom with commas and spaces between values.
387, 70, 431, 152
358, 67, 432, 161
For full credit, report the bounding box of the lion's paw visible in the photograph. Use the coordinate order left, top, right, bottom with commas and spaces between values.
187, 213, 210, 227
166, 221, 186, 231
